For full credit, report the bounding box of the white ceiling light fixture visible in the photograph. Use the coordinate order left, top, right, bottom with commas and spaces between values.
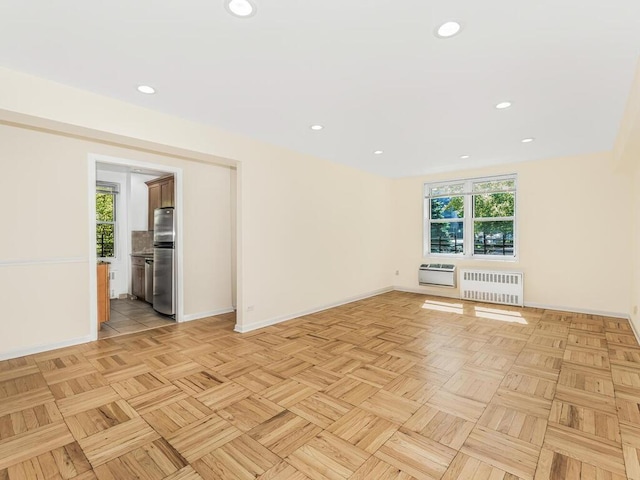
225, 0, 257, 18
137, 85, 156, 94
374, 150, 383, 155
460, 155, 470, 159
495, 101, 512, 109
435, 21, 462, 38
521, 137, 535, 143
310, 124, 324, 131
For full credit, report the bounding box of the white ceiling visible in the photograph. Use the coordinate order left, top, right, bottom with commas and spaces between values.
1, 0, 639, 177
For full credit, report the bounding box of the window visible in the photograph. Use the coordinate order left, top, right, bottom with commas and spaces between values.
424, 174, 516, 258
96, 182, 119, 258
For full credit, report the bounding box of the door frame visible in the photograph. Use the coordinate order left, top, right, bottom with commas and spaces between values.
88, 153, 184, 341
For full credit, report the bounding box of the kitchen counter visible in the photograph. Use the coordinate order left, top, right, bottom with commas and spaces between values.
131, 252, 154, 258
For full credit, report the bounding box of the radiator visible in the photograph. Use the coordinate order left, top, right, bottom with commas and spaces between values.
459, 269, 524, 307
110, 270, 116, 299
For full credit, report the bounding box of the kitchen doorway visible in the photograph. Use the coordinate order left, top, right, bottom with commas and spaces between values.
89, 154, 184, 341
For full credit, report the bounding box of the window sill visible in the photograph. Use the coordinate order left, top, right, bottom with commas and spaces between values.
425, 253, 518, 263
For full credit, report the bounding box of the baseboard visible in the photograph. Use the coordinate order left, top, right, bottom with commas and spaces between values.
627, 317, 640, 345
528, 302, 640, 345
0, 335, 94, 361
181, 307, 235, 323
393, 286, 461, 300
395, 287, 630, 320
523, 302, 627, 320
234, 287, 394, 333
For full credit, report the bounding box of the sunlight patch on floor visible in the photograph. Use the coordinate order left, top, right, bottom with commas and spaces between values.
421, 300, 464, 314
474, 306, 528, 324
420, 299, 528, 324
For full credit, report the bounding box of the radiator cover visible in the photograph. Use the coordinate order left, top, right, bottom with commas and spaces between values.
459, 269, 524, 307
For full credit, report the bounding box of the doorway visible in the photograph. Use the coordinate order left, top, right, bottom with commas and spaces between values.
89, 154, 184, 340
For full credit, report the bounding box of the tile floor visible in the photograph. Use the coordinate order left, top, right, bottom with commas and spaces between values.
99, 298, 175, 339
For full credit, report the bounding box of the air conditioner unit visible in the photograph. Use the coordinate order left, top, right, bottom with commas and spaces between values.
419, 264, 456, 287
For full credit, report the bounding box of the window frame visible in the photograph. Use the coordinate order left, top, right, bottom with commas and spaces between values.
423, 174, 518, 261
96, 182, 119, 259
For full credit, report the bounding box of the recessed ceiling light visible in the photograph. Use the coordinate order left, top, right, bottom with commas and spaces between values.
137, 85, 155, 94
521, 137, 535, 143
435, 21, 462, 38
225, 0, 256, 18
374, 150, 383, 155
310, 124, 324, 131
133, 169, 142, 173
495, 101, 512, 109
460, 155, 470, 159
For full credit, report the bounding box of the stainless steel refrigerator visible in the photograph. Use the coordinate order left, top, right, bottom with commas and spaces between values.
153, 207, 175, 316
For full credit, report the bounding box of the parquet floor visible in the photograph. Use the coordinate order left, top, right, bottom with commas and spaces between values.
2, 291, 640, 479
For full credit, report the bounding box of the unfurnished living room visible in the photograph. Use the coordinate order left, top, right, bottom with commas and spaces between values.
1, 1, 640, 479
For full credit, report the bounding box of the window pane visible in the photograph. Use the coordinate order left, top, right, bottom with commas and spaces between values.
97, 223, 115, 257
96, 182, 120, 194
430, 183, 464, 197
473, 192, 514, 218
473, 179, 515, 193
430, 222, 464, 254
96, 193, 115, 222
474, 221, 514, 256
431, 196, 464, 219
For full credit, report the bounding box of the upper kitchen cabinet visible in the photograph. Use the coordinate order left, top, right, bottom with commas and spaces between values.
146, 175, 174, 230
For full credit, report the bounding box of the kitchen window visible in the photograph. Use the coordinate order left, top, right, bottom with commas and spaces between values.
96, 182, 118, 258
424, 174, 517, 259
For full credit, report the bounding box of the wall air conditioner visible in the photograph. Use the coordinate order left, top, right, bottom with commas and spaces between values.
419, 264, 456, 287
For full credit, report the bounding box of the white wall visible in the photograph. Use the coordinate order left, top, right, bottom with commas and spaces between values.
614, 59, 640, 338
230, 168, 237, 308
0, 67, 395, 339
633, 168, 640, 334
392, 151, 632, 317
238, 148, 392, 331
130, 172, 158, 232
0, 123, 234, 358
0, 65, 637, 359
182, 161, 234, 318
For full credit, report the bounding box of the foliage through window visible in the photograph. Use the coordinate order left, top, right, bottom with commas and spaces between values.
425, 175, 516, 258
96, 182, 118, 258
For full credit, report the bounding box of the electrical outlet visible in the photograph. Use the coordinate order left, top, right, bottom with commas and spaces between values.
395, 270, 399, 276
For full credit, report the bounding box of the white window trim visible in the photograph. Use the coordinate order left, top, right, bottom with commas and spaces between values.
423, 174, 518, 261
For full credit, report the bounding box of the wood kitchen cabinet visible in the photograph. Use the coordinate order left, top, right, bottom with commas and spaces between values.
97, 262, 110, 325
131, 256, 146, 301
146, 175, 174, 230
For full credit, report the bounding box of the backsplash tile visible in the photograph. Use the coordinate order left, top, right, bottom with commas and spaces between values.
132, 230, 153, 254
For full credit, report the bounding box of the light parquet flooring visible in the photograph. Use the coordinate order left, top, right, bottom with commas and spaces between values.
1, 291, 640, 479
